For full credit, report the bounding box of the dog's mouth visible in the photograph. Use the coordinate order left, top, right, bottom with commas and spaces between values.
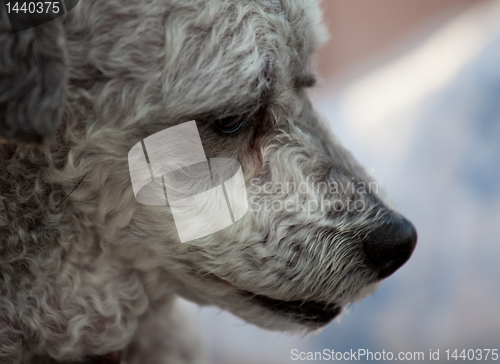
240, 290, 341, 325
192, 272, 341, 325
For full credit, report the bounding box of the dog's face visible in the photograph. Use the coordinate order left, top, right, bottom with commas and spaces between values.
1, 0, 417, 341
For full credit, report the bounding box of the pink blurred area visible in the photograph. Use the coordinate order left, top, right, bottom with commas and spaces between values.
316, 0, 483, 84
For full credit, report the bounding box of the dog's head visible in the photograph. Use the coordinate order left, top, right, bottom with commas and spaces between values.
1, 0, 417, 338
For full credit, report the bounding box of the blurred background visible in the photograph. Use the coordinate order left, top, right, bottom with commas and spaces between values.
183, 0, 500, 362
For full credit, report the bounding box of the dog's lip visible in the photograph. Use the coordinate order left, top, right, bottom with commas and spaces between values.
197, 272, 341, 324
239, 290, 341, 324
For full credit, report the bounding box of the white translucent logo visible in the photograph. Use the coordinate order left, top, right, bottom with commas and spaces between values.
128, 121, 248, 243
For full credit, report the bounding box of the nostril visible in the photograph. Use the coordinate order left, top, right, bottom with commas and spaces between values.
363, 218, 417, 280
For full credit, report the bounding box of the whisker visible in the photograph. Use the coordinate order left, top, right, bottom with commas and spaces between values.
241, 242, 261, 251
55, 172, 89, 208
273, 224, 295, 231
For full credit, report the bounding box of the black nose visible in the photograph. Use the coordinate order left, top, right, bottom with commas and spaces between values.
363, 217, 417, 279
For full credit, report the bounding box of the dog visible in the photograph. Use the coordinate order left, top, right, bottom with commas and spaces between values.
0, 0, 417, 363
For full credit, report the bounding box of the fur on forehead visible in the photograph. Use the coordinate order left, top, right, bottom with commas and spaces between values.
63, 0, 326, 126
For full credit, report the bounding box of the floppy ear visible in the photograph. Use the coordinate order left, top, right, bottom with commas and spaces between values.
0, 5, 67, 144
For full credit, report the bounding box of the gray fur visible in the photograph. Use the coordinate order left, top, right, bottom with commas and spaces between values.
0, 6, 67, 143
1, 0, 406, 363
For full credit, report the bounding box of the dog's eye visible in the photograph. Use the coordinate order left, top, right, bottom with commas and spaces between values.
216, 115, 245, 134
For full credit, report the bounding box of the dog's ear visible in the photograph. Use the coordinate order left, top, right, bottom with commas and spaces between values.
0, 5, 67, 144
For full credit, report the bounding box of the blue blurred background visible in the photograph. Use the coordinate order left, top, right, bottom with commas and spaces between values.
182, 1, 500, 362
